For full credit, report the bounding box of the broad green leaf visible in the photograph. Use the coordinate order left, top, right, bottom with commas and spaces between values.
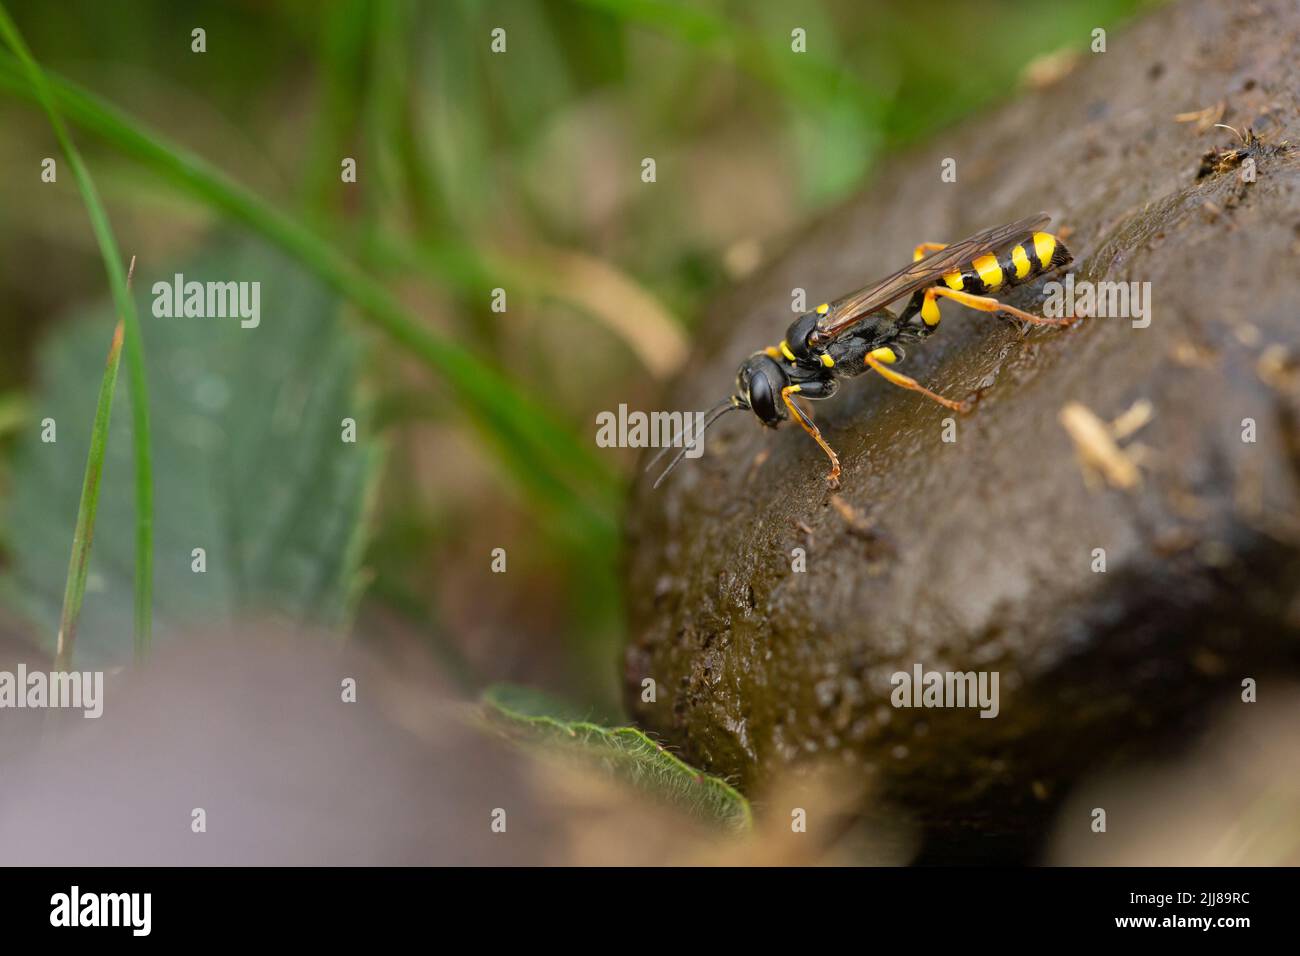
483, 683, 752, 831
1, 237, 381, 666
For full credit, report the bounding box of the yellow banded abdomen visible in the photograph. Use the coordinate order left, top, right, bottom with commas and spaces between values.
972, 254, 1003, 290
927, 231, 1071, 301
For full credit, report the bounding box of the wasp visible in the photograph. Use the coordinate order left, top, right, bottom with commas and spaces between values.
651, 213, 1075, 488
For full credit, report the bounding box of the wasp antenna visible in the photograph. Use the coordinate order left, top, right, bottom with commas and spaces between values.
651, 401, 745, 488
644, 398, 735, 473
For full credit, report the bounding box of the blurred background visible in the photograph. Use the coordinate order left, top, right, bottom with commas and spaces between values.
0, 0, 1156, 717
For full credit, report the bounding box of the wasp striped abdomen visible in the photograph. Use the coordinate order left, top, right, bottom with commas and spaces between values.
941, 231, 1071, 295
939, 231, 1070, 296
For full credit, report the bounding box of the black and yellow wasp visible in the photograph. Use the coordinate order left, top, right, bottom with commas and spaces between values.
652, 213, 1074, 488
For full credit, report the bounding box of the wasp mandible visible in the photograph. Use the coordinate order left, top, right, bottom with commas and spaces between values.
651, 213, 1075, 488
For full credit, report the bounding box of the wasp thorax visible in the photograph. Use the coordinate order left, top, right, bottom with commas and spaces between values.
737, 353, 789, 426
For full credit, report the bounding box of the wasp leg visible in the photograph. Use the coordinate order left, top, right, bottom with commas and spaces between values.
863, 348, 971, 413
781, 384, 841, 486
920, 285, 1073, 328
912, 242, 947, 262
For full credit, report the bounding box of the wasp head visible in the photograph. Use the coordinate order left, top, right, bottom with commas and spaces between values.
736, 352, 789, 426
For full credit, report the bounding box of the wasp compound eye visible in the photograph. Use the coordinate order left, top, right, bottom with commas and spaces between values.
740, 354, 787, 426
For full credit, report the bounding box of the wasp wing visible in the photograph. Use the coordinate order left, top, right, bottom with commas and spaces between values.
813, 213, 1051, 341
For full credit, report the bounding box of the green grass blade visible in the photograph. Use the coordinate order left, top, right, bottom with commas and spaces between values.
53, 315, 124, 672
52, 257, 137, 670
0, 7, 155, 661
0, 51, 620, 535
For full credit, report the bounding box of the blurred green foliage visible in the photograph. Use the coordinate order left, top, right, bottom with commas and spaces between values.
0, 0, 1154, 710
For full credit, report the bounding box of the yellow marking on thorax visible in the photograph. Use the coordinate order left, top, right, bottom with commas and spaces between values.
1011, 244, 1032, 279
820, 353, 835, 368
972, 254, 1003, 289
816, 303, 829, 315
764, 346, 781, 358
942, 272, 964, 291
1032, 232, 1056, 269
780, 340, 797, 362
869, 346, 898, 364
